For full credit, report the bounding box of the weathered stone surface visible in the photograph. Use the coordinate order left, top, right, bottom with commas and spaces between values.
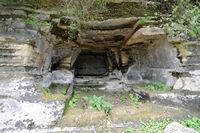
81, 17, 138, 30
12, 19, 26, 29
60, 16, 138, 30
109, 69, 123, 80
141, 68, 177, 86
12, 10, 27, 18
125, 64, 142, 82
52, 70, 74, 84
0, 74, 65, 131
42, 70, 74, 88
126, 27, 166, 45
35, 14, 50, 21
77, 28, 133, 47
41, 72, 53, 88
174, 76, 200, 91
0, 19, 52, 74
164, 122, 198, 133
150, 92, 200, 111
172, 40, 200, 71
99, 80, 128, 91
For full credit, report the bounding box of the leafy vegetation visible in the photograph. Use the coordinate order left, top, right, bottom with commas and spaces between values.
138, 14, 151, 26
24, 14, 51, 28
136, 119, 171, 133
83, 95, 113, 115
129, 93, 139, 107
65, 19, 80, 41
180, 117, 200, 132
68, 90, 79, 108
120, 95, 127, 103
124, 127, 134, 133
124, 117, 200, 133
144, 82, 171, 92
41, 84, 67, 100
162, 0, 200, 39
61, 0, 107, 20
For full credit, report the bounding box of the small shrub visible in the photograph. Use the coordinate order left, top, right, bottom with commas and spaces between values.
120, 95, 127, 103
43, 88, 52, 94
144, 82, 171, 92
137, 14, 151, 26
83, 95, 113, 115
66, 19, 80, 41
62, 0, 107, 20
124, 127, 134, 133
180, 117, 200, 132
136, 119, 172, 133
162, 0, 200, 39
24, 16, 51, 28
129, 94, 139, 107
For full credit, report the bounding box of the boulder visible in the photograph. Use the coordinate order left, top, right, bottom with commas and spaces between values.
150, 92, 200, 111
52, 70, 74, 84
174, 76, 200, 92
42, 70, 74, 88
0, 74, 65, 131
164, 122, 198, 133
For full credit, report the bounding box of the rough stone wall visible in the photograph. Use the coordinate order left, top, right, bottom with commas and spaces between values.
0, 17, 52, 75
1, 1, 200, 88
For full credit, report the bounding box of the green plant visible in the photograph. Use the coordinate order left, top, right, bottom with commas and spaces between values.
136, 119, 172, 133
120, 95, 127, 103
138, 14, 151, 25
66, 19, 80, 41
129, 93, 139, 107
43, 88, 52, 94
180, 117, 200, 132
83, 95, 113, 115
144, 82, 171, 91
69, 91, 79, 108
162, 0, 200, 39
24, 16, 51, 28
124, 127, 134, 133
62, 0, 107, 20
1, 0, 12, 5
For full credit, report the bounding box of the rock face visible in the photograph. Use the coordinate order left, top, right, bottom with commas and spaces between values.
174, 76, 200, 92
0, 74, 65, 131
0, 18, 52, 75
0, 6, 188, 87
52, 15, 180, 86
164, 122, 198, 133
42, 70, 74, 88
150, 91, 200, 111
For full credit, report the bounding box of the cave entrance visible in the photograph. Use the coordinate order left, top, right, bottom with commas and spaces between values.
73, 51, 109, 77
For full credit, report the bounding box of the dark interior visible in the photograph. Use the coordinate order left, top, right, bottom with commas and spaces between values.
73, 52, 108, 76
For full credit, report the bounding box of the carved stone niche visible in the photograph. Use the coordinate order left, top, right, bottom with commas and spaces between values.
57, 47, 123, 77
51, 17, 181, 85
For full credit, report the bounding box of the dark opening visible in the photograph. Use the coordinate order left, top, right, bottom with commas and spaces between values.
51, 62, 60, 71
73, 51, 108, 76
